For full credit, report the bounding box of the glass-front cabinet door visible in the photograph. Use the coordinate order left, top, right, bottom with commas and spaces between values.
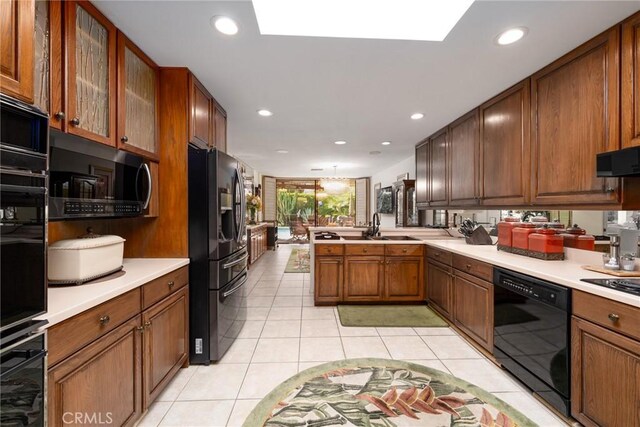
34, 0, 63, 129
117, 31, 159, 159
65, 0, 116, 146
407, 187, 420, 226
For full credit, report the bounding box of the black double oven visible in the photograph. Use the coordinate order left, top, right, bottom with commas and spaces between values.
1, 94, 49, 426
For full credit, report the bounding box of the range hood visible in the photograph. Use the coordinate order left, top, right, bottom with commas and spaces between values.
597, 146, 640, 177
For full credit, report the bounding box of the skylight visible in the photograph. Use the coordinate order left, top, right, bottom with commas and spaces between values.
251, 0, 474, 42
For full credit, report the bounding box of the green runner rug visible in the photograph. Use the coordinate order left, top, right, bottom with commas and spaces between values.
338, 304, 448, 327
284, 248, 310, 273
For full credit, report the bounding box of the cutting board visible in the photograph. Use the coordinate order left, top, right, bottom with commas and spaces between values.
581, 265, 640, 277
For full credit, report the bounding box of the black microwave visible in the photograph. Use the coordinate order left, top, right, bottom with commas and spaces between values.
49, 131, 152, 220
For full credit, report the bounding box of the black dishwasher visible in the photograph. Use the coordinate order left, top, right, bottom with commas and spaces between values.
493, 267, 571, 416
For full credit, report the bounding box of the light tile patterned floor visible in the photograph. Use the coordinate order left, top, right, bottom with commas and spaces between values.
137, 244, 568, 427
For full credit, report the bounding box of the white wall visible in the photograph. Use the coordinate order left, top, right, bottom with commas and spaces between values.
370, 155, 415, 228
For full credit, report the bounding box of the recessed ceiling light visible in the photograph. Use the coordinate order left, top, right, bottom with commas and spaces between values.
211, 16, 239, 35
381, 141, 391, 146
334, 140, 347, 145
257, 109, 273, 117
496, 27, 527, 45
370, 151, 381, 155
411, 113, 424, 120
276, 149, 288, 154
252, 0, 474, 41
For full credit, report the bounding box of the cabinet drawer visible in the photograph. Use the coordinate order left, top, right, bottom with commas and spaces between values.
316, 244, 344, 256
48, 288, 141, 366
426, 247, 452, 265
142, 266, 189, 309
345, 244, 385, 256
573, 290, 640, 341
452, 254, 493, 282
386, 244, 424, 257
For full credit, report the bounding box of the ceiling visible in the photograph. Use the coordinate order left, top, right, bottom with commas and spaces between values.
94, 0, 640, 178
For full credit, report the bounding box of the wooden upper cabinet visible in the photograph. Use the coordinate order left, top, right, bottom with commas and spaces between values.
214, 105, 227, 152
0, 0, 34, 103
65, 0, 117, 146
117, 31, 159, 160
415, 140, 429, 207
33, 0, 63, 129
622, 11, 640, 148
429, 128, 448, 206
448, 110, 480, 206
480, 80, 531, 206
189, 74, 213, 148
531, 27, 620, 206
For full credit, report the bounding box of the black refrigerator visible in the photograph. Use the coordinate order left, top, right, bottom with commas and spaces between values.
188, 146, 248, 364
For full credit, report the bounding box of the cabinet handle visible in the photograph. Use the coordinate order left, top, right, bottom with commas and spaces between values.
70, 117, 80, 126
363, 248, 368, 253
136, 326, 145, 333
608, 313, 620, 322
386, 260, 390, 264
465, 264, 472, 270
121, 135, 129, 143
605, 186, 615, 193
434, 252, 440, 257
54, 111, 65, 120
168, 281, 175, 289
98, 315, 110, 326
144, 321, 152, 329
402, 248, 408, 253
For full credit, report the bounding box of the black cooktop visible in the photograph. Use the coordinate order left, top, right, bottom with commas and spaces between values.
581, 278, 640, 296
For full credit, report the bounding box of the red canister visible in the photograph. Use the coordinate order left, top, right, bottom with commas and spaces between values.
497, 217, 521, 251
512, 223, 537, 252
529, 225, 564, 256
561, 224, 595, 251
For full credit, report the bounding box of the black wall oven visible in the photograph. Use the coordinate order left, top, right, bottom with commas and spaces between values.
0, 95, 48, 333
493, 267, 571, 416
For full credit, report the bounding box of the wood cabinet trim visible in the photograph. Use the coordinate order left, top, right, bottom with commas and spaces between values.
116, 30, 160, 161
622, 11, 640, 148
452, 271, 494, 351
64, 0, 118, 146
188, 73, 212, 148
427, 127, 449, 207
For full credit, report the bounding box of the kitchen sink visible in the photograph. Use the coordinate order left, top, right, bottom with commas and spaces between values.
341, 235, 369, 240
380, 235, 422, 241
339, 235, 422, 241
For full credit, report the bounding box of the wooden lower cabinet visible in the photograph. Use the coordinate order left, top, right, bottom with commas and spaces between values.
142, 287, 189, 406
385, 257, 424, 301
48, 316, 143, 427
571, 316, 640, 427
453, 272, 493, 351
48, 269, 189, 426
314, 256, 343, 304
426, 261, 453, 319
343, 256, 384, 302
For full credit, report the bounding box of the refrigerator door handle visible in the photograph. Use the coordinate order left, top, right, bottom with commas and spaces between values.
222, 253, 248, 269
222, 273, 248, 298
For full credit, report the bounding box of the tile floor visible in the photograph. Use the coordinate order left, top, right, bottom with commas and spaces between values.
137, 244, 568, 427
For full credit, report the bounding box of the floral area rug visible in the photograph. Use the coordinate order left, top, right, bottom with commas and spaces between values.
244, 358, 537, 427
284, 249, 310, 273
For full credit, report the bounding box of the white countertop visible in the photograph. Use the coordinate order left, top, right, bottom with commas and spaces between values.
422, 239, 640, 308
36, 258, 189, 329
